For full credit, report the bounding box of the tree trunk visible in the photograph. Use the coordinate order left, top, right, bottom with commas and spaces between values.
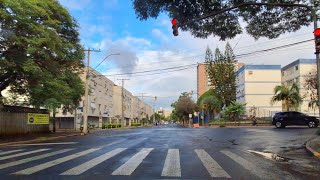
285, 99, 289, 111
53, 110, 56, 133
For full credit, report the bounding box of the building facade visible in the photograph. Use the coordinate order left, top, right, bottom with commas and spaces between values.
197, 63, 212, 97
113, 85, 133, 126
55, 67, 114, 130
236, 65, 282, 117
281, 59, 319, 116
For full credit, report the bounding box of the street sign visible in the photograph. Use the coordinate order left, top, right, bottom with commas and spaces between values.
27, 113, 49, 125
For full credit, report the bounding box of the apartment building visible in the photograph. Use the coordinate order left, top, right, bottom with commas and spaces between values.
236, 65, 282, 117
55, 67, 114, 130
197, 63, 244, 97
113, 85, 133, 126
281, 59, 318, 116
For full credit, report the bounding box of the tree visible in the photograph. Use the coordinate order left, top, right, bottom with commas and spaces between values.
205, 43, 237, 106
0, 0, 85, 108
271, 83, 302, 112
197, 89, 222, 120
171, 92, 198, 125
132, 0, 319, 40
304, 70, 318, 110
222, 101, 246, 122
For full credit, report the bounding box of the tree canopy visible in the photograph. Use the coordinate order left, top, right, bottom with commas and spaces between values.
171, 92, 198, 125
205, 43, 237, 106
271, 83, 302, 111
0, 0, 85, 108
132, 0, 319, 40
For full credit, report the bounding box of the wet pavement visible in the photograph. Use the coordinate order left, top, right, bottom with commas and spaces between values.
0, 124, 319, 179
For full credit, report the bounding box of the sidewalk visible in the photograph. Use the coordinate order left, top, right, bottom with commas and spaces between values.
306, 136, 320, 158
0, 131, 80, 147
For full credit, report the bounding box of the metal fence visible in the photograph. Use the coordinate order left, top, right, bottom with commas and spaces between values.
0, 105, 50, 135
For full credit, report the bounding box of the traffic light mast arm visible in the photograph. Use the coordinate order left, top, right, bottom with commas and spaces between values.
178, 2, 313, 27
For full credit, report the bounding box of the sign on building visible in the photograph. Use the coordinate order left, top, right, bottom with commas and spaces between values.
27, 113, 49, 124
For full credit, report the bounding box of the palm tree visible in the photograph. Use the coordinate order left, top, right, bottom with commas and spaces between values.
271, 83, 302, 112
200, 95, 222, 120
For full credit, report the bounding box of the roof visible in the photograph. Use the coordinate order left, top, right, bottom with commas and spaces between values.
236, 65, 281, 76
281, 59, 316, 71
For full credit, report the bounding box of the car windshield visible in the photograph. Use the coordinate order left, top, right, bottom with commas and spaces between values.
1, 0, 320, 179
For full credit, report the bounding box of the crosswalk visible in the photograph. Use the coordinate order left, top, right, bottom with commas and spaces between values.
0, 146, 287, 178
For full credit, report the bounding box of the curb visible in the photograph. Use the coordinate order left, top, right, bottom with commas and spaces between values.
305, 137, 320, 158
0, 133, 80, 147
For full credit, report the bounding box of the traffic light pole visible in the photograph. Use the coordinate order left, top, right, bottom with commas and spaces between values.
311, 0, 320, 118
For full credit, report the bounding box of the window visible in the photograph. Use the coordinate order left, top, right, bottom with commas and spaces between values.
282, 72, 284, 76
295, 65, 299, 71
248, 71, 253, 75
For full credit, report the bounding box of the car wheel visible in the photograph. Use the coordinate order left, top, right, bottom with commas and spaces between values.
275, 122, 282, 128
308, 121, 316, 128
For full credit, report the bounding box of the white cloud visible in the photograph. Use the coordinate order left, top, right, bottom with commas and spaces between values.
59, 0, 92, 10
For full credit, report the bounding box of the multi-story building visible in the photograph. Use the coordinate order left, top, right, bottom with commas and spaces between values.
197, 63, 213, 97
197, 63, 244, 97
281, 59, 318, 116
113, 85, 133, 126
236, 65, 282, 117
55, 67, 114, 130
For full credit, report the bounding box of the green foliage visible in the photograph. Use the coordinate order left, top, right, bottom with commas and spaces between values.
102, 124, 122, 129
271, 83, 302, 111
205, 43, 237, 106
222, 101, 246, 121
304, 70, 318, 110
0, 0, 84, 109
131, 123, 142, 127
132, 0, 318, 40
171, 92, 198, 125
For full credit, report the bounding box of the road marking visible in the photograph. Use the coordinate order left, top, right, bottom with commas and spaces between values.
61, 148, 127, 175
161, 149, 181, 177
9, 142, 78, 146
0, 149, 73, 170
195, 149, 231, 178
111, 148, 153, 176
13, 148, 100, 175
0, 149, 24, 156
0, 149, 49, 161
221, 150, 270, 179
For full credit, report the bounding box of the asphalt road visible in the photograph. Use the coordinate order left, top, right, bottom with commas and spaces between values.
0, 124, 319, 180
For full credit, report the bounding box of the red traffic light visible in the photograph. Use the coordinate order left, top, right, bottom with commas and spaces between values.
171, 19, 178, 25
314, 28, 320, 36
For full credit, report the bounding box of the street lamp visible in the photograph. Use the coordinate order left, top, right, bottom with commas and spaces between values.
82, 53, 120, 135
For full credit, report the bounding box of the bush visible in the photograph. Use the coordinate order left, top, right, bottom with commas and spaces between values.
131, 123, 141, 127
102, 123, 121, 129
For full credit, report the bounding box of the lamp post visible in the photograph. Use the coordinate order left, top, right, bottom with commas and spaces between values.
82, 53, 120, 134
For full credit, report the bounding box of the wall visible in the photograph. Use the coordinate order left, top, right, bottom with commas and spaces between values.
0, 105, 49, 135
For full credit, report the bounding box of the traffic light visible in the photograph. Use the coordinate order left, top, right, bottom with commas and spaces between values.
171, 19, 179, 36
314, 28, 320, 54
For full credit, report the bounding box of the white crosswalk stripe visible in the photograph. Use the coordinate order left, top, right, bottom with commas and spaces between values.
0, 149, 73, 170
161, 149, 181, 177
61, 148, 127, 175
0, 149, 49, 161
0, 149, 24, 156
221, 150, 273, 179
195, 149, 231, 178
111, 148, 154, 176
13, 148, 100, 175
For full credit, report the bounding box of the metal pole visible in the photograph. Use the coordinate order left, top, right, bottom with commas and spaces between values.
82, 49, 100, 134
121, 79, 124, 128
311, 0, 320, 118
83, 50, 90, 134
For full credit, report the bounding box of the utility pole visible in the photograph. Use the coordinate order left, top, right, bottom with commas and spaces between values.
83, 49, 100, 134
139, 93, 147, 125
153, 96, 157, 124
118, 78, 129, 128
311, 0, 320, 117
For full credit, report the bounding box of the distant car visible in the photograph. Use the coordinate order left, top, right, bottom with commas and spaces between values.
272, 111, 319, 128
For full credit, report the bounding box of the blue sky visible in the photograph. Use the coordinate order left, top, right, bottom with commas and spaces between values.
58, 0, 315, 110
